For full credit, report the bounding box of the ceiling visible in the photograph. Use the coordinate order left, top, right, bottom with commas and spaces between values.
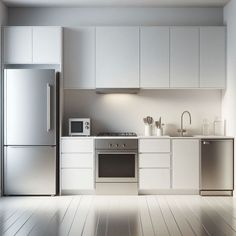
2, 0, 230, 7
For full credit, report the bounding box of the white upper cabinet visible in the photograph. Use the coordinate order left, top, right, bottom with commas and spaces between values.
32, 27, 62, 64
96, 27, 139, 88
64, 27, 95, 89
4, 27, 32, 64
140, 27, 170, 88
200, 27, 226, 88
4, 26, 62, 65
170, 27, 199, 88
172, 139, 200, 190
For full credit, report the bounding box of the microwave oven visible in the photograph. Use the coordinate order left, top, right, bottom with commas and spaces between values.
69, 118, 91, 136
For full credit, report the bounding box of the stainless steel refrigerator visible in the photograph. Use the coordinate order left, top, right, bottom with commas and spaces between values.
3, 69, 59, 195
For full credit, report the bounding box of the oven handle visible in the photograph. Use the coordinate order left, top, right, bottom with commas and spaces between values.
96, 151, 138, 156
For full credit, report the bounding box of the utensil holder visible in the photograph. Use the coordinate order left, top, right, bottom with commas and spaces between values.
156, 128, 163, 137
145, 125, 152, 136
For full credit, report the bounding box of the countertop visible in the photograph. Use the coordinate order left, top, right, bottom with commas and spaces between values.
61, 135, 234, 139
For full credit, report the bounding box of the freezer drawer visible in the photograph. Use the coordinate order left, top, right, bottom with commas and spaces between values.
4, 146, 56, 195
201, 139, 234, 191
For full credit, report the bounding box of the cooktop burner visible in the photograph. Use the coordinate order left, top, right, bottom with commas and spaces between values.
97, 132, 137, 137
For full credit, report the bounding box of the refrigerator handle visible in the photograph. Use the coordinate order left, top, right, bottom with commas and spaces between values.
47, 83, 51, 132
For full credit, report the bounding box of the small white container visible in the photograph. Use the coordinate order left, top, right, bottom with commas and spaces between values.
156, 128, 163, 137
145, 125, 152, 136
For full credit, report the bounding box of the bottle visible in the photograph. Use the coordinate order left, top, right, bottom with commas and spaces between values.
214, 117, 225, 136
202, 119, 210, 136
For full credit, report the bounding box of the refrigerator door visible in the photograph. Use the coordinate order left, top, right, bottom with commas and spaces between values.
4, 146, 56, 195
4, 69, 56, 146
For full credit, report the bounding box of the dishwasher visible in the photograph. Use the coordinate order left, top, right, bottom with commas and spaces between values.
200, 139, 234, 196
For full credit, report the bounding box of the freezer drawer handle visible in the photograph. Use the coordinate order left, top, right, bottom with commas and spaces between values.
47, 84, 51, 132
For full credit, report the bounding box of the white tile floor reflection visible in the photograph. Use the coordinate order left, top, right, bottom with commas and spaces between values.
0, 195, 235, 235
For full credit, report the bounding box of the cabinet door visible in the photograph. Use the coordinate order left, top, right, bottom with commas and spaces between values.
172, 139, 199, 189
32, 27, 62, 64
61, 169, 94, 190
61, 138, 94, 153
200, 27, 226, 88
139, 169, 170, 189
64, 27, 95, 89
140, 27, 170, 88
4, 27, 32, 64
170, 27, 199, 88
139, 139, 170, 153
96, 27, 139, 88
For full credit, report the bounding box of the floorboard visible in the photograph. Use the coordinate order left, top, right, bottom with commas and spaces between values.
0, 195, 235, 236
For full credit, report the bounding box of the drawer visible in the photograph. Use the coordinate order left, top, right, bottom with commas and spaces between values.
61, 153, 93, 168
61, 138, 94, 153
61, 169, 94, 190
139, 169, 170, 189
139, 139, 170, 153
139, 153, 170, 168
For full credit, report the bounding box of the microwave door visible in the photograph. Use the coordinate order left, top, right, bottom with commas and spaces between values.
4, 69, 57, 146
71, 121, 84, 134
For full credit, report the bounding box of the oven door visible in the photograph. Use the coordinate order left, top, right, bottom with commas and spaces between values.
96, 151, 138, 183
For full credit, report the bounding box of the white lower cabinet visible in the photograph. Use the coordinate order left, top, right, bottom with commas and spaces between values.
60, 138, 94, 193
139, 169, 170, 189
172, 139, 200, 190
61, 169, 94, 190
139, 138, 171, 190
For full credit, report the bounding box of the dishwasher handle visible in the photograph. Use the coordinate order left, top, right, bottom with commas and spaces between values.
202, 141, 211, 145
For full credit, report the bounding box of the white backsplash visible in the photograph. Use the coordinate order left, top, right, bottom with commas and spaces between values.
63, 89, 222, 136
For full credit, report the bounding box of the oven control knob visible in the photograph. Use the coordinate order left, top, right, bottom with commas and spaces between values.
85, 126, 89, 129
85, 122, 89, 125
122, 144, 126, 148
115, 144, 119, 148
109, 144, 113, 148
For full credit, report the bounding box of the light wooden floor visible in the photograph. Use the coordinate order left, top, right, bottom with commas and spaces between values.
0, 195, 235, 236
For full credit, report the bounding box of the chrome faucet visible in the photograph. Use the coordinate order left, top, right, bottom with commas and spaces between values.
178, 111, 192, 136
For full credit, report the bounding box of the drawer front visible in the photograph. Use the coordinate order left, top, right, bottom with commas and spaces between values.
61, 139, 94, 153
139, 169, 170, 189
139, 139, 170, 153
61, 153, 93, 168
139, 153, 170, 168
61, 169, 94, 190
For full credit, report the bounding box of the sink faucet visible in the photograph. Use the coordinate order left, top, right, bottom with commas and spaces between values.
178, 111, 192, 136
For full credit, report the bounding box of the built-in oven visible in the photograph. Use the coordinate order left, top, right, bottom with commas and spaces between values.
95, 139, 138, 194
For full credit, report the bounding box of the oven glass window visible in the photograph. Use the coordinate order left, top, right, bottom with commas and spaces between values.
98, 154, 135, 178
71, 122, 83, 133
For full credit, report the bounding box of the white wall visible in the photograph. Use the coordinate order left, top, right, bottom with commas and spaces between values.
8, 7, 223, 26
63, 90, 222, 136
0, 2, 7, 196
223, 0, 236, 137
223, 0, 236, 189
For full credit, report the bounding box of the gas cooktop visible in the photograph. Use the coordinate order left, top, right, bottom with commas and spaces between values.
97, 132, 137, 137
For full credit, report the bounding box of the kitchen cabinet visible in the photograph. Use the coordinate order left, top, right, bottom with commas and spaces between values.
32, 27, 62, 64
139, 138, 170, 153
3, 26, 62, 65
64, 27, 95, 89
139, 169, 170, 189
4, 27, 32, 64
139, 138, 171, 190
60, 138, 94, 193
170, 27, 199, 88
140, 27, 170, 88
200, 27, 226, 88
96, 27, 139, 88
172, 139, 200, 190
